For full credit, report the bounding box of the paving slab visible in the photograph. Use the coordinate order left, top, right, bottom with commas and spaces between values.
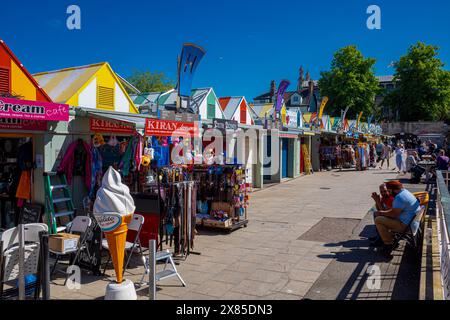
50, 168, 407, 300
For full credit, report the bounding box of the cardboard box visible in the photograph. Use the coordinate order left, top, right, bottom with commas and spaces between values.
211, 201, 235, 218
49, 233, 80, 253
203, 218, 232, 229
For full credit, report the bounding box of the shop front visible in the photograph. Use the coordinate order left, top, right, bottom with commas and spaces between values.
194, 118, 250, 231
0, 97, 69, 230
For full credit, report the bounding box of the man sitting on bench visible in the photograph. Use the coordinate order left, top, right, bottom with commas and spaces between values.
373, 180, 421, 254
369, 183, 394, 246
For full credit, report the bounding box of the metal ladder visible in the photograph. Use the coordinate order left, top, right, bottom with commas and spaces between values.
43, 172, 75, 234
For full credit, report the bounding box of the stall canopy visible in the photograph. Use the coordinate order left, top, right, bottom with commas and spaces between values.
76, 107, 149, 134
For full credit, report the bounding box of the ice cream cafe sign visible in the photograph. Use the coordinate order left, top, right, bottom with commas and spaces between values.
145, 118, 198, 137
0, 97, 69, 121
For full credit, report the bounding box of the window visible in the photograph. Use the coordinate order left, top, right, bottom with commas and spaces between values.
0, 67, 10, 94
97, 86, 114, 110
240, 104, 247, 124
207, 103, 215, 119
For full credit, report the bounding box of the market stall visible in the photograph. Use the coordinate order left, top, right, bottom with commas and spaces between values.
194, 164, 248, 232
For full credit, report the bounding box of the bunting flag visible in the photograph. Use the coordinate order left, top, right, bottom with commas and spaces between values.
274, 80, 290, 113
341, 106, 350, 131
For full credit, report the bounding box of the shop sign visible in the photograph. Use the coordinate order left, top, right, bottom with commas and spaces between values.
0, 97, 69, 121
280, 133, 299, 139
0, 117, 47, 130
160, 110, 199, 123
90, 118, 134, 134
213, 118, 238, 131
145, 118, 198, 137
284, 110, 298, 128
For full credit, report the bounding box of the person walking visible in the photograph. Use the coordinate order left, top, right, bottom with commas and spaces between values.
395, 144, 406, 174
379, 141, 390, 170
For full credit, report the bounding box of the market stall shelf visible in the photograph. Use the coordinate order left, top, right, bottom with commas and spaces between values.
194, 164, 249, 233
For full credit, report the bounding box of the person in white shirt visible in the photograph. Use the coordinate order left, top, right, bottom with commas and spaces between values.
395, 144, 406, 174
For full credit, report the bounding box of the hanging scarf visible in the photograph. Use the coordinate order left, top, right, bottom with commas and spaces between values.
121, 136, 135, 177
89, 147, 103, 198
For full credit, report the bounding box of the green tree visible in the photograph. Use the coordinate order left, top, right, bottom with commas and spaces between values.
126, 70, 175, 93
384, 42, 450, 121
318, 45, 380, 119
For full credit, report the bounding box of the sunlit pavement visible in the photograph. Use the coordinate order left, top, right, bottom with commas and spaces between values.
51, 166, 422, 300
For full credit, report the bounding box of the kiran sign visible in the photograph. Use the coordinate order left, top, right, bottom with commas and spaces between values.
145, 118, 198, 137
0, 97, 69, 121
90, 118, 135, 134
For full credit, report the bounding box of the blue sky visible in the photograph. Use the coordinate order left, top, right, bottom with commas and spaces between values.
2, 0, 450, 101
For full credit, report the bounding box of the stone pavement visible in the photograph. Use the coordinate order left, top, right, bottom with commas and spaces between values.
51, 166, 410, 300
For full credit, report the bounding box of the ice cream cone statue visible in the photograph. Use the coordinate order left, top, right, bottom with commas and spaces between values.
93, 167, 135, 284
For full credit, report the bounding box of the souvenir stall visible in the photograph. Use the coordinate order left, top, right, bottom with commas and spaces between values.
194, 164, 249, 232
142, 117, 200, 257
192, 121, 249, 231
56, 111, 201, 272
319, 133, 341, 170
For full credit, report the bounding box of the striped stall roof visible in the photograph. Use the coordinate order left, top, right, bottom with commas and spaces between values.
251, 103, 274, 118
33, 63, 103, 103
130, 92, 165, 106
218, 96, 242, 120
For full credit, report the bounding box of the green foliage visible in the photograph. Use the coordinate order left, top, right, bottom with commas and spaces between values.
318, 45, 380, 119
126, 70, 174, 93
384, 42, 450, 121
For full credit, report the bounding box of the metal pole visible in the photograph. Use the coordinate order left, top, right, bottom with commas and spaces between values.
148, 239, 156, 300
41, 232, 50, 300
18, 223, 25, 300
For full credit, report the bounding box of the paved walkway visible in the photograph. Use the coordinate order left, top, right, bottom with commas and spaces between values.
51, 166, 413, 300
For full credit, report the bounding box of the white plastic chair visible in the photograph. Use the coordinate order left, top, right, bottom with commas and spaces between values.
0, 223, 47, 298
50, 216, 92, 284
102, 214, 145, 276
1, 224, 48, 251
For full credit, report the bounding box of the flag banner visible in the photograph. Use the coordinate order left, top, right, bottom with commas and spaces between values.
367, 114, 374, 127
318, 96, 329, 120
274, 80, 290, 113
178, 43, 206, 98
356, 111, 363, 130
341, 106, 350, 122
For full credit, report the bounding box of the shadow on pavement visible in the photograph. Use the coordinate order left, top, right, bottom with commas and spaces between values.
304, 178, 430, 300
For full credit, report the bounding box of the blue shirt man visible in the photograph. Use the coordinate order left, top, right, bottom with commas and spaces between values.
374, 180, 422, 252
392, 189, 420, 225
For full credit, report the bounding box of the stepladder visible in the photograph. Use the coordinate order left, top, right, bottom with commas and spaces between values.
43, 172, 75, 234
